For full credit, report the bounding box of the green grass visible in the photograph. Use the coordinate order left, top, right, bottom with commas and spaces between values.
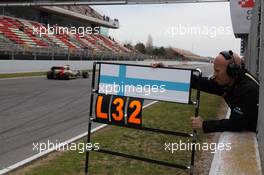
19, 91, 223, 175
0, 72, 46, 79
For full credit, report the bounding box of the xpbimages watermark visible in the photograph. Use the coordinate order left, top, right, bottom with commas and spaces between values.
99, 82, 166, 96
32, 140, 100, 154
164, 24, 232, 38
164, 140, 231, 154
32, 24, 100, 37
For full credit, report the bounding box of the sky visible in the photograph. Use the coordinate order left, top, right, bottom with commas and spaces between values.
92, 2, 241, 57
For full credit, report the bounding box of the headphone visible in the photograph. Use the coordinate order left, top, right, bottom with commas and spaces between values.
219, 50, 241, 78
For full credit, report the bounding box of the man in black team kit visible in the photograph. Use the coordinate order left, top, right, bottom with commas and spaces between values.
153, 50, 259, 133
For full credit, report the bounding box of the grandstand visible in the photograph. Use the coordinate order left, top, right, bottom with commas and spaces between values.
0, 5, 144, 60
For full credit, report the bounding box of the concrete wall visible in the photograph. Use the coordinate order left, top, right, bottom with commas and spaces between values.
257, 0, 264, 172
0, 60, 208, 73
245, 0, 260, 77
245, 0, 264, 172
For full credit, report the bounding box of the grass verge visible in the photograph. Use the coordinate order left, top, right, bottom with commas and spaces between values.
11, 91, 223, 175
0, 72, 45, 79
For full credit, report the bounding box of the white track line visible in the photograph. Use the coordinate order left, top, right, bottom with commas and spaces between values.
0, 101, 158, 175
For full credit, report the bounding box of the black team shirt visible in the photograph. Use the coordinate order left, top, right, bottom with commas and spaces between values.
191, 69, 259, 133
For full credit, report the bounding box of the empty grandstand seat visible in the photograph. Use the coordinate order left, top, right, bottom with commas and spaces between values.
0, 15, 132, 56
0, 16, 50, 48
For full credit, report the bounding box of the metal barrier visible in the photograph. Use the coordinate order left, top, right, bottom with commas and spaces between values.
0, 43, 147, 60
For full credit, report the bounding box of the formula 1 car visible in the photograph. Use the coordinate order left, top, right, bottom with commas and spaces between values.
46, 65, 89, 80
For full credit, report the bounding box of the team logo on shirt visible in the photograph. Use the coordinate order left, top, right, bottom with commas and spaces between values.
233, 107, 244, 115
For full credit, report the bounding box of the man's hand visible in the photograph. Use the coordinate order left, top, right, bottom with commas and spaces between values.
191, 116, 203, 129
150, 62, 165, 68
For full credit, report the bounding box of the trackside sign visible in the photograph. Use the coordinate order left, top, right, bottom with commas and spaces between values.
230, 0, 255, 35
85, 62, 202, 174
98, 63, 192, 104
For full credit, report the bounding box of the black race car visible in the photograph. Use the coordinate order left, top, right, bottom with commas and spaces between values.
47, 65, 89, 80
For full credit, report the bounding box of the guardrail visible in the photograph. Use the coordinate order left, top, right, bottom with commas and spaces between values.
0, 43, 147, 60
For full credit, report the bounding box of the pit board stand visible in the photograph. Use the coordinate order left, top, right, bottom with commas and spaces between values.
85, 62, 202, 175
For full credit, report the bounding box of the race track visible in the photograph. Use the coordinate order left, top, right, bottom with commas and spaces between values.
0, 64, 213, 172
